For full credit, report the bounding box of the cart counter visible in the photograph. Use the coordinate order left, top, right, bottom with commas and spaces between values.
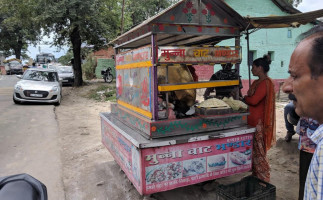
100, 112, 255, 195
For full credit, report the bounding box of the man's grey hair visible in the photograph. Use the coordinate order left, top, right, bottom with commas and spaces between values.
299, 25, 323, 79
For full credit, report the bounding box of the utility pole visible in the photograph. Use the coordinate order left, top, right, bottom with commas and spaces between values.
121, 0, 125, 34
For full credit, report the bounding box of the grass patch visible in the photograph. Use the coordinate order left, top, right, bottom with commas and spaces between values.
87, 85, 117, 102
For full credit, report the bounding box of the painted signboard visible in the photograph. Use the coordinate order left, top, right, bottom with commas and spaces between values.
116, 46, 152, 66
158, 46, 241, 64
101, 114, 253, 195
101, 118, 143, 193
142, 133, 252, 194
116, 46, 153, 119
111, 103, 248, 139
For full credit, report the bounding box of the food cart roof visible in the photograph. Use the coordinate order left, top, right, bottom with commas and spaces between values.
110, 0, 248, 49
245, 9, 323, 29
111, 0, 323, 49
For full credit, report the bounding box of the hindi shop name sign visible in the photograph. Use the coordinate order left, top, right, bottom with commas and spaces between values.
142, 133, 252, 194
116, 46, 152, 66
158, 46, 241, 64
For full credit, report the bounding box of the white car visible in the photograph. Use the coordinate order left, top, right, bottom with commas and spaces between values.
13, 68, 62, 105
57, 66, 74, 86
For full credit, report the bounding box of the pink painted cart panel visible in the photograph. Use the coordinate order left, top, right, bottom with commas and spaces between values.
101, 113, 254, 195
142, 134, 252, 194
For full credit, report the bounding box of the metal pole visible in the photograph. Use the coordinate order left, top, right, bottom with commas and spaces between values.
165, 65, 169, 119
235, 36, 240, 99
246, 30, 251, 87
151, 34, 158, 120
121, 0, 125, 34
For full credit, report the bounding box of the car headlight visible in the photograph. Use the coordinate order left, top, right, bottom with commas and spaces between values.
50, 86, 59, 92
15, 85, 23, 91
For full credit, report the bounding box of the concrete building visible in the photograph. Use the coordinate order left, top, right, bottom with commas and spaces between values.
218, 0, 314, 93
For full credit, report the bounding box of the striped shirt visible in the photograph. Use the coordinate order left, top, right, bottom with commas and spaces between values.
304, 124, 323, 200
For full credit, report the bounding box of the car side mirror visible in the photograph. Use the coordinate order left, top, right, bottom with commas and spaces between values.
16, 75, 22, 79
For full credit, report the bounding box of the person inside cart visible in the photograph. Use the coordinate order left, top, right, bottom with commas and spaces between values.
244, 55, 276, 182
203, 63, 242, 100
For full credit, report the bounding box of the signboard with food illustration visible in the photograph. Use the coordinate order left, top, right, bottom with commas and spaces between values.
101, 113, 253, 195
115, 46, 153, 119
157, 46, 241, 64
142, 133, 252, 194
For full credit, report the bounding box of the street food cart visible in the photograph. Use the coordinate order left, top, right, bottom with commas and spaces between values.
101, 0, 255, 195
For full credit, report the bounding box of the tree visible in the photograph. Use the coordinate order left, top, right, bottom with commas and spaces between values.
122, 0, 176, 32
38, 0, 119, 86
58, 50, 74, 65
37, 0, 178, 86
286, 0, 302, 7
0, 0, 41, 59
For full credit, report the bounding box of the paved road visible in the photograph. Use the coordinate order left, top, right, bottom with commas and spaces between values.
0, 75, 64, 199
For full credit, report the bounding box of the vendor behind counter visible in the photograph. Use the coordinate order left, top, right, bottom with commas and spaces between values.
203, 63, 242, 100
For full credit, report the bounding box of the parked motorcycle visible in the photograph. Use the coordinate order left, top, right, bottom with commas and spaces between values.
101, 67, 113, 83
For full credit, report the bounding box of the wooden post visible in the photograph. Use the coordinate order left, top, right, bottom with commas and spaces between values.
121, 0, 125, 34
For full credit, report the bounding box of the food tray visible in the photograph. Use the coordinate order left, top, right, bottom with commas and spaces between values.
195, 107, 233, 116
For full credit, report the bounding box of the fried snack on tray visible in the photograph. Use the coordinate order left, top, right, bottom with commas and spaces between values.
222, 97, 248, 111
197, 98, 230, 108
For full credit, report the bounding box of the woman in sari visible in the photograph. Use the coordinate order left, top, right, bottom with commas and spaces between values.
244, 55, 276, 182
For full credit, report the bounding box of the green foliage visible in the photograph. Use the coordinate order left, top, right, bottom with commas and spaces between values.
38, 0, 117, 48
87, 84, 116, 102
122, 0, 177, 32
37, 0, 121, 86
285, 0, 302, 7
58, 50, 74, 65
82, 53, 97, 80
0, 0, 42, 59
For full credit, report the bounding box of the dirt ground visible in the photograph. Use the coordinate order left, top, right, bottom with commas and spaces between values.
56, 80, 299, 200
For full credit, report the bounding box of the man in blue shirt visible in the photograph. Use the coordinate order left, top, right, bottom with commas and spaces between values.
282, 25, 323, 199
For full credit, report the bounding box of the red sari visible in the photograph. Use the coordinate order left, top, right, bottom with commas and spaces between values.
244, 77, 276, 182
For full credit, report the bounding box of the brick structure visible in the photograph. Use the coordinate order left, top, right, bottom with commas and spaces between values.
93, 47, 115, 59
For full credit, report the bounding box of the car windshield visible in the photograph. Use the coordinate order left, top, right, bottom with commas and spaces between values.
37, 55, 55, 63
9, 62, 21, 67
58, 67, 73, 73
23, 70, 58, 82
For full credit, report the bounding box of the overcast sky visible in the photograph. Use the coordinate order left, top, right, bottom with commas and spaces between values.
24, 0, 323, 61
26, 34, 69, 61
297, 0, 323, 12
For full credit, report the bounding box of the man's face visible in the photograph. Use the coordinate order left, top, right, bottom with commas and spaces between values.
282, 38, 323, 123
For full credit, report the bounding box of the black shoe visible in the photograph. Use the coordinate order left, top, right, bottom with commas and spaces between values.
285, 131, 295, 142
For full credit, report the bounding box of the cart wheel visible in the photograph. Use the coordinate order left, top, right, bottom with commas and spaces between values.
105, 74, 113, 83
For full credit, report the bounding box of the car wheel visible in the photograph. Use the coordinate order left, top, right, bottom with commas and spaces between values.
105, 74, 113, 83
13, 96, 20, 104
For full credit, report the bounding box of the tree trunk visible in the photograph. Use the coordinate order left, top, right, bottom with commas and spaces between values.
70, 26, 83, 86
14, 40, 23, 60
